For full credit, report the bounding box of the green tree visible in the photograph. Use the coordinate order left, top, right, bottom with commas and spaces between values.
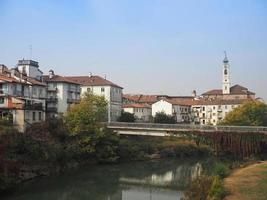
117, 111, 135, 122
64, 92, 108, 135
154, 112, 176, 124
221, 101, 267, 126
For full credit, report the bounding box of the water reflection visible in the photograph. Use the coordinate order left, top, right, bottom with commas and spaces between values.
2, 159, 205, 200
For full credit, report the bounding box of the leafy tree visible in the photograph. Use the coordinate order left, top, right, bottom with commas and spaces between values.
154, 112, 176, 124
117, 111, 135, 122
221, 101, 267, 126
64, 92, 108, 135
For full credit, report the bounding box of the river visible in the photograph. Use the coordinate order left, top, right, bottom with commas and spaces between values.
2, 159, 212, 200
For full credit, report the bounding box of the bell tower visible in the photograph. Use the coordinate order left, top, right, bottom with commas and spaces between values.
222, 51, 230, 94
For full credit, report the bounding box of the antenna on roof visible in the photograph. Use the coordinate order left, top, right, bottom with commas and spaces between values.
104, 74, 106, 80
29, 45, 32, 60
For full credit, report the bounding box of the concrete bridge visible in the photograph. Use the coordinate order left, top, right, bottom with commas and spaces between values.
106, 122, 267, 137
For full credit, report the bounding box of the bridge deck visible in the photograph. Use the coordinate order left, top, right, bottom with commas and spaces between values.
106, 122, 267, 134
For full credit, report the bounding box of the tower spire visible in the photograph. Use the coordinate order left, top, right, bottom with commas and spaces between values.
223, 51, 229, 63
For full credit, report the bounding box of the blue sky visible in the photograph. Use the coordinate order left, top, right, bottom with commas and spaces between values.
0, 0, 267, 100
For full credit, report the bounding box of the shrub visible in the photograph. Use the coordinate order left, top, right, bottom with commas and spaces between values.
154, 112, 176, 124
213, 162, 230, 179
117, 111, 135, 122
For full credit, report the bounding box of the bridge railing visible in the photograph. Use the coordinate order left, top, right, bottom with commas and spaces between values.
106, 122, 267, 133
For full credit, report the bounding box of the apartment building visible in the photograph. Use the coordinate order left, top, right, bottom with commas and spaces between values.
123, 103, 152, 122
67, 75, 123, 122
43, 70, 81, 118
0, 61, 46, 132
191, 99, 246, 125
152, 99, 192, 123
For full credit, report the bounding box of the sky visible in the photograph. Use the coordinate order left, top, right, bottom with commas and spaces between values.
0, 0, 267, 100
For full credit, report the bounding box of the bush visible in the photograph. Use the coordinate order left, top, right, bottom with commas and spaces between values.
212, 162, 230, 179
154, 112, 176, 124
117, 111, 135, 122
183, 175, 225, 200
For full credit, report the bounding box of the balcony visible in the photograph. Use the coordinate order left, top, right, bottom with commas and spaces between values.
47, 87, 58, 92
46, 97, 58, 102
67, 98, 80, 103
23, 103, 44, 110
46, 107, 57, 112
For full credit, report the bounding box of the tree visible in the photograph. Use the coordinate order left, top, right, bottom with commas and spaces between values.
154, 112, 176, 124
221, 101, 267, 126
64, 92, 108, 135
117, 111, 135, 122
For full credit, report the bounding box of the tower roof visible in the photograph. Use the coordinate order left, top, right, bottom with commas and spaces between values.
223, 51, 229, 63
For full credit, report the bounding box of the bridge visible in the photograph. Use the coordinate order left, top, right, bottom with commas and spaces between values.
106, 122, 267, 158
106, 122, 267, 137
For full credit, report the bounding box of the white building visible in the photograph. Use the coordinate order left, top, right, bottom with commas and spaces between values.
43, 70, 81, 118
123, 104, 152, 122
67, 75, 123, 122
152, 99, 191, 123
0, 61, 46, 132
191, 99, 245, 125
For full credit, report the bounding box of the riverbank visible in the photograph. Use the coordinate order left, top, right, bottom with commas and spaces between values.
224, 161, 267, 200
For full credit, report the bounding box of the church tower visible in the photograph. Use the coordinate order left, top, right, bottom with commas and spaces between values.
222, 51, 230, 94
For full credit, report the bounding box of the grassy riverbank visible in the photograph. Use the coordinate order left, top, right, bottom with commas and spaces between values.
224, 161, 267, 200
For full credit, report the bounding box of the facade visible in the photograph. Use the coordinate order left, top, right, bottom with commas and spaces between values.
191, 99, 246, 125
123, 104, 152, 122
43, 70, 81, 118
67, 75, 123, 122
0, 61, 46, 132
152, 99, 191, 123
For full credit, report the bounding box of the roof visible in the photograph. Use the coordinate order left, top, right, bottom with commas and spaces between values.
26, 77, 46, 86
202, 84, 255, 96
192, 99, 249, 106
157, 98, 194, 106
67, 75, 123, 89
0, 75, 21, 83
124, 94, 195, 105
123, 103, 151, 109
43, 75, 80, 85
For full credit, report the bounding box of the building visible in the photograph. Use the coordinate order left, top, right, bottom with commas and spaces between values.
122, 103, 152, 122
191, 99, 247, 125
43, 70, 81, 118
152, 99, 192, 123
192, 53, 256, 125
0, 61, 46, 132
202, 53, 255, 100
67, 75, 123, 122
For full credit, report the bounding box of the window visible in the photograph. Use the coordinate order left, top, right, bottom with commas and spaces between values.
101, 87, 105, 92
202, 120, 205, 124
224, 69, 228, 75
39, 112, 42, 121
213, 113, 216, 116
32, 112, 36, 121
202, 107, 205, 111
0, 97, 4, 104
225, 105, 228, 109
87, 88, 91, 92
213, 106, 216, 110
202, 113, 205, 118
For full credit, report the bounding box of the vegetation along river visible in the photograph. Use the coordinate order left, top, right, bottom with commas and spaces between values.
2, 158, 216, 200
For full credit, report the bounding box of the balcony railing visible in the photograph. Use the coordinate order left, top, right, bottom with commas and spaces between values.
46, 97, 58, 102
47, 87, 58, 92
67, 98, 80, 103
23, 103, 44, 110
46, 107, 57, 112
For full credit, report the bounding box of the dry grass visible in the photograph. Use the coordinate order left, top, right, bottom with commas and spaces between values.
224, 161, 267, 200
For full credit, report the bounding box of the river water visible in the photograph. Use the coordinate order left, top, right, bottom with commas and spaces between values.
2, 159, 211, 200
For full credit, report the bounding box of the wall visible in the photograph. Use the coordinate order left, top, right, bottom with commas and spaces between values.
152, 100, 173, 116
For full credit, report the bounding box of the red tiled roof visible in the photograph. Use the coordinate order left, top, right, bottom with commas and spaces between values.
43, 75, 80, 85
67, 76, 123, 89
192, 99, 249, 106
123, 103, 151, 109
0, 75, 21, 83
202, 84, 255, 96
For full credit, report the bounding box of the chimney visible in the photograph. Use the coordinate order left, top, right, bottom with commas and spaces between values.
192, 90, 197, 97
49, 69, 54, 79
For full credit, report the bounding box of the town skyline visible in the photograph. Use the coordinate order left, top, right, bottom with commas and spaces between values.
1, 0, 266, 100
